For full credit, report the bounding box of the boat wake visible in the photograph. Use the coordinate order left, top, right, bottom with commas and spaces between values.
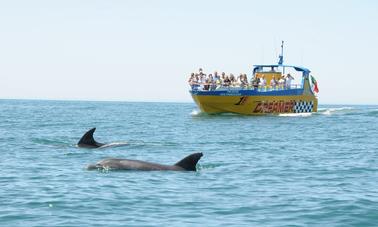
317, 107, 355, 116
278, 113, 312, 117
190, 106, 376, 117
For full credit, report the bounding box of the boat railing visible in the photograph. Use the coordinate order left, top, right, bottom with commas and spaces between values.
190, 83, 302, 92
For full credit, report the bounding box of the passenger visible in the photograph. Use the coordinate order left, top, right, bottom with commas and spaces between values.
199, 68, 204, 76
237, 74, 243, 87
190, 74, 200, 90
243, 74, 249, 86
223, 76, 231, 87
286, 74, 294, 89
188, 73, 195, 85
260, 75, 266, 87
270, 76, 278, 89
234, 74, 239, 87
214, 71, 220, 81
214, 72, 221, 88
239, 74, 247, 88
221, 72, 226, 86
252, 76, 260, 89
199, 68, 207, 87
250, 76, 255, 86
200, 73, 207, 86
230, 74, 236, 87
235, 74, 243, 87
208, 74, 216, 90
203, 79, 210, 91
270, 66, 276, 72
278, 75, 286, 89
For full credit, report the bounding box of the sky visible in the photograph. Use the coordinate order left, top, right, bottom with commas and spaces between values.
0, 0, 377, 104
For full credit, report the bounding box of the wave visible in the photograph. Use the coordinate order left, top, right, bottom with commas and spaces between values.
31, 138, 74, 148
365, 109, 378, 117
317, 106, 355, 116
316, 106, 378, 117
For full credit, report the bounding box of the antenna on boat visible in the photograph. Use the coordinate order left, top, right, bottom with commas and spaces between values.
278, 40, 284, 65
278, 40, 285, 74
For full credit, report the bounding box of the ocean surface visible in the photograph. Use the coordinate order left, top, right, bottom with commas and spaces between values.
1, 99, 378, 226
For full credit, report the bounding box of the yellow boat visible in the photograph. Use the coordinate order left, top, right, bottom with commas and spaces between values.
189, 42, 319, 115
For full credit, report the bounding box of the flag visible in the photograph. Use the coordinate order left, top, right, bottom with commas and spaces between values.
311, 75, 319, 93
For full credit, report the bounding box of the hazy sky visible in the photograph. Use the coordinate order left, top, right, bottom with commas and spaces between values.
1, 0, 377, 104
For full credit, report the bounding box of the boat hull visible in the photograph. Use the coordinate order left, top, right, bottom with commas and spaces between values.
191, 91, 317, 115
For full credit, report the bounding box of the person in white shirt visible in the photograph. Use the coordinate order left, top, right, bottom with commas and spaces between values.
190, 74, 200, 90
236, 74, 243, 87
214, 71, 220, 81
208, 74, 216, 90
220, 72, 226, 87
260, 76, 266, 87
278, 75, 286, 89
240, 74, 248, 88
286, 74, 293, 89
188, 73, 195, 85
230, 74, 236, 87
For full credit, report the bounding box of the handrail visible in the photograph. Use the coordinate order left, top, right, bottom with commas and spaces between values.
189, 83, 302, 92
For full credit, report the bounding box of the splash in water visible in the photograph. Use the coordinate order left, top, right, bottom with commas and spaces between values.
278, 113, 312, 117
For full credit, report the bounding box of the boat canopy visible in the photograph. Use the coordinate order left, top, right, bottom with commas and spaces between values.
253, 65, 311, 74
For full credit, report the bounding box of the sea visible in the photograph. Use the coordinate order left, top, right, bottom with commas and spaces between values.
1, 99, 377, 226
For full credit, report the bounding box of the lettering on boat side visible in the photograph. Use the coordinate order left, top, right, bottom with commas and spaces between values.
220, 90, 242, 96
217, 89, 241, 96
220, 93, 242, 96
253, 100, 295, 113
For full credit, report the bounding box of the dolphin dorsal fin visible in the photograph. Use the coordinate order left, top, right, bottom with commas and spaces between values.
78, 128, 103, 147
174, 152, 203, 171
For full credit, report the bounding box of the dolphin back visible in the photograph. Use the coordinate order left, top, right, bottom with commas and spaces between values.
78, 128, 104, 148
174, 152, 203, 171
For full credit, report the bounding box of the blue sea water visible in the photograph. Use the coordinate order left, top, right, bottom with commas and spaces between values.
1, 99, 378, 226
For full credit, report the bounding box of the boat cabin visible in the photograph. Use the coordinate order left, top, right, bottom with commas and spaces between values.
252, 64, 311, 90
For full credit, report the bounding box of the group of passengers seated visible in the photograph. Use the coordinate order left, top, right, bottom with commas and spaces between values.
251, 74, 294, 89
188, 68, 294, 91
188, 68, 249, 91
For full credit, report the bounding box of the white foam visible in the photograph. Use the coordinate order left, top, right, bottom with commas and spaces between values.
318, 107, 354, 115
279, 113, 312, 117
190, 109, 202, 116
99, 142, 129, 148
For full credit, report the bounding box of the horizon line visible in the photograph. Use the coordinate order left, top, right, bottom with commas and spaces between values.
0, 97, 377, 106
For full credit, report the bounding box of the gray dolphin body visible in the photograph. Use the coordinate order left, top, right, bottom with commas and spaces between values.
77, 128, 106, 148
87, 152, 203, 171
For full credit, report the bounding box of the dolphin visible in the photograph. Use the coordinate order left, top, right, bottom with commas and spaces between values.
87, 152, 203, 171
77, 128, 105, 148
